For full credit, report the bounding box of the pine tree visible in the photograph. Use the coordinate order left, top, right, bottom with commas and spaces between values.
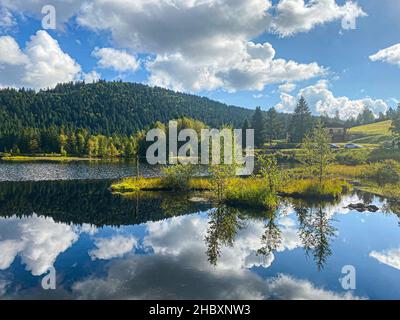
265, 107, 281, 145
289, 96, 313, 143
241, 119, 250, 146
252, 107, 266, 148
357, 107, 375, 125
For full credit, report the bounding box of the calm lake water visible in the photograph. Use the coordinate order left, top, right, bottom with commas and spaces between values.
0, 161, 160, 182
0, 163, 399, 300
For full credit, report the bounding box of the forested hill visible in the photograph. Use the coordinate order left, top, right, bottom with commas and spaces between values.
0, 81, 254, 135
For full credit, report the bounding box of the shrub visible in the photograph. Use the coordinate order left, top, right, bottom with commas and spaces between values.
162, 164, 197, 191
335, 150, 369, 165
363, 160, 400, 186
209, 164, 236, 202
368, 148, 400, 162
225, 178, 278, 209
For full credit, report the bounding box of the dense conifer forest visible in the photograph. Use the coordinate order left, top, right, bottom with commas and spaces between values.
0, 81, 396, 157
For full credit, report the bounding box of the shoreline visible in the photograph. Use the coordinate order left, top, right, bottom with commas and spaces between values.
0, 155, 119, 163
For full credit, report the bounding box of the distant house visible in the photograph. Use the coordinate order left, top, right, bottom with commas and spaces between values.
326, 127, 347, 142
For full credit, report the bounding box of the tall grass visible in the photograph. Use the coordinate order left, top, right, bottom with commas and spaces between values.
111, 177, 165, 193
359, 184, 400, 199
225, 178, 278, 209
111, 176, 212, 193
327, 164, 369, 178
279, 179, 351, 199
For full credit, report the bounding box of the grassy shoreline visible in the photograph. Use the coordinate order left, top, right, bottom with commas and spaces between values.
111, 159, 400, 206
111, 175, 351, 208
356, 184, 400, 199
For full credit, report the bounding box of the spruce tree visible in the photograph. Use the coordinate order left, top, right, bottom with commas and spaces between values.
289, 96, 313, 143
241, 118, 250, 146
357, 107, 375, 125
265, 107, 281, 145
252, 107, 266, 148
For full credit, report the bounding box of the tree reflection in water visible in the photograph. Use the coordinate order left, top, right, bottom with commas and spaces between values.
2, 179, 398, 272
257, 210, 282, 257
383, 198, 400, 226
205, 205, 244, 266
295, 204, 337, 271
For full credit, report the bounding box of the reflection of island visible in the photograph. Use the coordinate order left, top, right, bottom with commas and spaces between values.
295, 205, 337, 271
0, 180, 212, 227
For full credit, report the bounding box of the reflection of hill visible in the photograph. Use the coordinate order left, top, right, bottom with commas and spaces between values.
0, 180, 212, 227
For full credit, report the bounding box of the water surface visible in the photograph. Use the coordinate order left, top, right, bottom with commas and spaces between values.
0, 161, 159, 182
0, 179, 399, 300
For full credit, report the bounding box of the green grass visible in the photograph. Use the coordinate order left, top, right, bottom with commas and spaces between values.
358, 184, 400, 199
349, 135, 392, 145
225, 178, 278, 209
327, 164, 369, 178
348, 121, 393, 146
111, 177, 165, 193
279, 179, 351, 199
112, 175, 350, 204
348, 120, 392, 136
111, 177, 212, 193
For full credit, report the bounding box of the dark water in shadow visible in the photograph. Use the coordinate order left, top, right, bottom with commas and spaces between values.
0, 179, 399, 300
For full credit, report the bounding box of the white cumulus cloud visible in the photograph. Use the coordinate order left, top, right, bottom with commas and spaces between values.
0, 214, 78, 276
275, 80, 388, 119
272, 0, 367, 37
72, 212, 361, 300
89, 235, 137, 260
370, 248, 400, 270
279, 82, 297, 93
92, 48, 140, 72
0, 7, 15, 28
0, 1, 369, 92
370, 43, 400, 67
77, 0, 325, 92
83, 70, 101, 83
0, 30, 82, 89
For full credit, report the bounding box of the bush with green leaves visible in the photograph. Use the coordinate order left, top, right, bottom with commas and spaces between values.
162, 164, 198, 191
335, 150, 369, 165
258, 154, 286, 194
209, 164, 236, 202
363, 160, 400, 186
301, 121, 334, 187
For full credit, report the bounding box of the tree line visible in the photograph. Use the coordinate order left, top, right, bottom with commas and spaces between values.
0, 127, 139, 158
1, 80, 399, 155
247, 97, 400, 148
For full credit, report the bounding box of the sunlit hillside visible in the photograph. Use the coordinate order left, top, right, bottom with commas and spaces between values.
349, 120, 392, 136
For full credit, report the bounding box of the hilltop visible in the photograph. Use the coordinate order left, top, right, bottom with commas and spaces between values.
0, 81, 254, 136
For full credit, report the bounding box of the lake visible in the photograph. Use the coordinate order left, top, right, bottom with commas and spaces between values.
0, 163, 399, 300
0, 160, 161, 182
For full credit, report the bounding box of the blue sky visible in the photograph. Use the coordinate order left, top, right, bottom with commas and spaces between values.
0, 0, 399, 119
